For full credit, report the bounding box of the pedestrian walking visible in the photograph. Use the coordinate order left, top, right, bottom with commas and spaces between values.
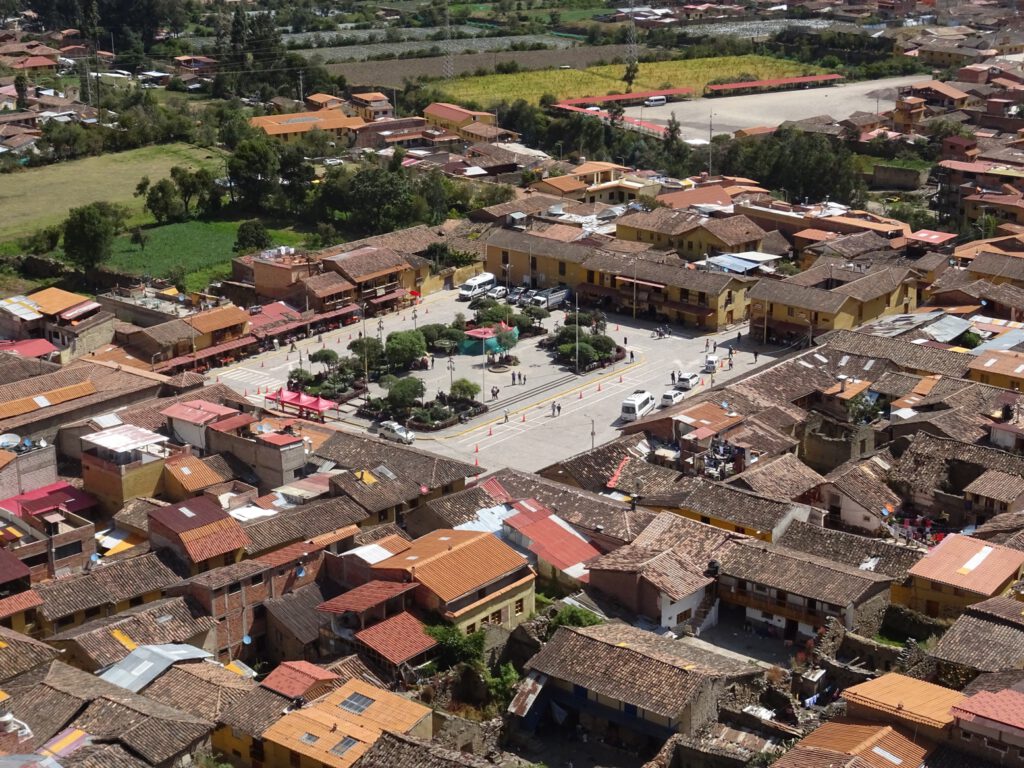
704, 339, 709, 352
728, 358, 734, 370
728, 347, 734, 359
430, 355, 435, 369
495, 387, 500, 399
736, 331, 742, 345
671, 371, 676, 384
556, 403, 562, 417
712, 340, 717, 352
753, 350, 759, 363
551, 402, 557, 417
512, 372, 516, 386
522, 374, 527, 385
504, 409, 509, 423
629, 350, 635, 362
623, 336, 628, 346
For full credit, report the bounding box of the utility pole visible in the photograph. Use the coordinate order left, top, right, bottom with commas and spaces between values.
575, 292, 580, 374
298, 71, 304, 101
708, 112, 714, 176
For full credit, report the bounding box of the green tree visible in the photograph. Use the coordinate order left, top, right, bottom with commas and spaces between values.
130, 226, 149, 251
623, 60, 639, 92
344, 167, 416, 234
386, 377, 426, 409
234, 219, 271, 252
228, 137, 280, 210
449, 378, 480, 401
14, 74, 28, 110
425, 624, 485, 669
385, 330, 427, 369
170, 166, 207, 218
348, 337, 384, 370
145, 178, 185, 223
309, 348, 339, 370
496, 329, 518, 352
548, 605, 603, 637
62, 202, 127, 271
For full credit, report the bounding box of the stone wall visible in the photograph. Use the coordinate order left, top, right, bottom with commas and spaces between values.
881, 603, 951, 642
431, 711, 503, 757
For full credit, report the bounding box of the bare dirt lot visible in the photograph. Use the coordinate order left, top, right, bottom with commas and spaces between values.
624, 74, 924, 135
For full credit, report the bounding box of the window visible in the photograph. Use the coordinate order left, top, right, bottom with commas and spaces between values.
331, 737, 359, 757
530, 257, 537, 271
501, 250, 509, 265
587, 270, 595, 284
573, 684, 587, 698
698, 292, 707, 306
700, 516, 711, 524
299, 732, 318, 745
514, 598, 524, 615
762, 611, 774, 620
558, 261, 566, 277
228, 582, 242, 595
489, 610, 502, 625
289, 752, 300, 768
251, 573, 263, 585
378, 510, 389, 523
931, 581, 944, 592
53, 541, 83, 561
787, 306, 794, 317
466, 623, 476, 634
84, 606, 102, 620
735, 526, 746, 535
338, 692, 375, 715
129, 595, 144, 607
624, 703, 637, 717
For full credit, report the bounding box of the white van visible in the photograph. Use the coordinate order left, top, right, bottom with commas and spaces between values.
458, 272, 496, 301
621, 390, 656, 422
644, 95, 667, 107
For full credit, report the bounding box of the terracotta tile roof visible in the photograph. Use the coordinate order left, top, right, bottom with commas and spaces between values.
163, 454, 229, 494
355, 611, 437, 665
0, 624, 59, 682
722, 540, 892, 606
547, 433, 690, 496
141, 661, 256, 720
91, 383, 245, 433
908, 534, 1024, 597
931, 596, 1024, 672
645, 478, 803, 535
527, 623, 755, 718
953, 689, 1024, 731
217, 685, 291, 735
58, 743, 149, 768
964, 468, 1024, 503
184, 304, 249, 335
253, 539, 327, 568
317, 581, 418, 614
749, 278, 850, 313
353, 523, 409, 547
262, 660, 340, 699
842, 674, 965, 729
186, 560, 268, 590
617, 207, 703, 237
729, 454, 824, 501
178, 516, 252, 563
0, 351, 60, 383
4, 661, 210, 762
783, 718, 932, 768
817, 330, 971, 378
323, 246, 411, 283
265, 583, 326, 646
36, 553, 181, 622
302, 271, 354, 298
825, 457, 902, 516
354, 731, 497, 768
242, 497, 368, 556
776, 521, 923, 580
701, 214, 766, 246
321, 655, 385, 689
372, 529, 530, 603
48, 596, 215, 670
113, 497, 166, 533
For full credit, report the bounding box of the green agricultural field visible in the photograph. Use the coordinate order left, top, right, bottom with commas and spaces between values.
437, 55, 823, 106
0, 143, 226, 242
107, 220, 305, 293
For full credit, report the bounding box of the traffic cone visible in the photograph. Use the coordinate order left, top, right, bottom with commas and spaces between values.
615, 324, 620, 331
578, 391, 583, 400
597, 382, 602, 392
475, 457, 479, 466
474, 444, 479, 453
521, 413, 526, 422
619, 375, 623, 383
216, 376, 220, 383
700, 377, 705, 386
261, 361, 264, 368
488, 425, 493, 436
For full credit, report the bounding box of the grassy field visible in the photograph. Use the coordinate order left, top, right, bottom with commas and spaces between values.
437, 55, 823, 106
0, 143, 226, 242
107, 220, 306, 292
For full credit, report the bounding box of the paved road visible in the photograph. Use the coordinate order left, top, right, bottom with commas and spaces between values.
209, 289, 784, 473
624, 74, 924, 136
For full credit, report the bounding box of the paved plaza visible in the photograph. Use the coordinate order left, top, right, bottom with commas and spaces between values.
210, 288, 781, 472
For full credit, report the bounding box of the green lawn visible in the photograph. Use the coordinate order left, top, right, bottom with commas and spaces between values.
0, 143, 226, 242
437, 55, 824, 106
107, 219, 306, 292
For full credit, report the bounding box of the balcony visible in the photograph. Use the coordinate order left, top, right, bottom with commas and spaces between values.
721, 587, 839, 628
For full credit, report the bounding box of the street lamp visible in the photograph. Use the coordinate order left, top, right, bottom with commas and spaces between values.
446, 357, 456, 390
590, 418, 596, 450
412, 308, 418, 330
359, 303, 368, 383
377, 318, 384, 342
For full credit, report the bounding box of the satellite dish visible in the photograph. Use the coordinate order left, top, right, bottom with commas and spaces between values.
296, 565, 306, 578
242, 635, 252, 645
0, 434, 20, 450
90, 553, 100, 562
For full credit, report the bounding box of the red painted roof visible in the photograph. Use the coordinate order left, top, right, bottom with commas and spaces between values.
259, 432, 303, 446
254, 540, 325, 568
355, 611, 437, 666
261, 660, 339, 699
160, 399, 238, 425
0, 338, 57, 357
706, 74, 844, 92
505, 503, 601, 573
207, 413, 258, 433
907, 229, 958, 245
0, 548, 29, 584
953, 689, 1024, 732
0, 589, 41, 619
316, 580, 418, 615
0, 481, 96, 519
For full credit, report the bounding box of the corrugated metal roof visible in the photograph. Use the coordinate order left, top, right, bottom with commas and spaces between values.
98, 644, 211, 692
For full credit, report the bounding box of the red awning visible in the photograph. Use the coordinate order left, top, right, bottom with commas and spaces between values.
155, 335, 255, 371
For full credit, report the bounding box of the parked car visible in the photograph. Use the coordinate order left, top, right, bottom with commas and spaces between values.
661, 389, 686, 407
378, 421, 415, 444
506, 286, 525, 304
676, 372, 700, 390
487, 286, 509, 300
518, 289, 538, 307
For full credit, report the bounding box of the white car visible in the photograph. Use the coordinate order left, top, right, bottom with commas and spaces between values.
661, 389, 686, 407
487, 286, 508, 300
378, 420, 415, 444
676, 372, 700, 390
